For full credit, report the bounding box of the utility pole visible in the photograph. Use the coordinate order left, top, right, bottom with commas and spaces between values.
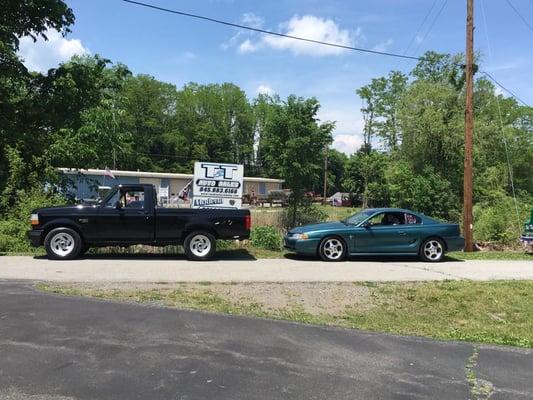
323, 145, 328, 206
463, 0, 474, 251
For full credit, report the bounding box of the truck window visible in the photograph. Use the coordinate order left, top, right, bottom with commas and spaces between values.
120, 190, 145, 209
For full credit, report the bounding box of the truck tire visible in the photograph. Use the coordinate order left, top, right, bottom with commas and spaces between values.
184, 231, 216, 261
44, 227, 83, 260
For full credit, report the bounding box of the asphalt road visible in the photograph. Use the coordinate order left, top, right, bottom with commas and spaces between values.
1, 255, 533, 282
0, 282, 532, 399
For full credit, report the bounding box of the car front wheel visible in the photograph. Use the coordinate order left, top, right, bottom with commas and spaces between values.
184, 231, 216, 261
44, 227, 83, 260
319, 236, 347, 262
419, 238, 445, 262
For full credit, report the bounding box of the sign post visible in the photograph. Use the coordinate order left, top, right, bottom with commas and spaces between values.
192, 162, 244, 209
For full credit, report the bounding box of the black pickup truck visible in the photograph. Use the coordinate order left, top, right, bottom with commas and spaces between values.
27, 184, 250, 260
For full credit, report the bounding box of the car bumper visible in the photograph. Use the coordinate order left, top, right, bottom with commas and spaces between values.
445, 236, 465, 252
283, 235, 320, 255
27, 229, 44, 247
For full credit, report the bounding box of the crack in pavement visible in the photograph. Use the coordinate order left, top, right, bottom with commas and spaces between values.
465, 347, 494, 400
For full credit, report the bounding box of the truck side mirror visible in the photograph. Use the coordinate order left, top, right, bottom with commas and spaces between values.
115, 201, 122, 210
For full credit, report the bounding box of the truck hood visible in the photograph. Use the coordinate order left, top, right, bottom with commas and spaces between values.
289, 221, 347, 234
33, 204, 98, 214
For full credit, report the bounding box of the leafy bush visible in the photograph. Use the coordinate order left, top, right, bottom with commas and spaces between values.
250, 225, 283, 251
282, 203, 328, 230
474, 195, 532, 245
0, 189, 66, 253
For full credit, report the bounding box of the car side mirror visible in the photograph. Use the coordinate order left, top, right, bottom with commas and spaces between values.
361, 221, 371, 229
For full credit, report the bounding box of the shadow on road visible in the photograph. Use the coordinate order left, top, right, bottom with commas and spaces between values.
33, 248, 258, 261
283, 253, 465, 263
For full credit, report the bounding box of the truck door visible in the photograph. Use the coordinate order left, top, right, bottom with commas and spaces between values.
97, 186, 155, 242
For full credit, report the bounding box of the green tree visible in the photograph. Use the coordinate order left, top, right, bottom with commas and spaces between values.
261, 95, 334, 226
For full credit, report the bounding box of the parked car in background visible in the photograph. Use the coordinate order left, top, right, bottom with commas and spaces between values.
284, 208, 464, 262
27, 184, 250, 261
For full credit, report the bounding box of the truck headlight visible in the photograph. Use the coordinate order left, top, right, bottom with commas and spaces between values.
31, 213, 39, 226
293, 233, 309, 240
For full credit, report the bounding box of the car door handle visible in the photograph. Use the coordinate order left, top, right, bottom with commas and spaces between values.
398, 231, 407, 236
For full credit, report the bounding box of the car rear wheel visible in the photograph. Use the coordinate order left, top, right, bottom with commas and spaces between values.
44, 227, 82, 260
420, 238, 445, 262
319, 236, 347, 262
184, 231, 216, 261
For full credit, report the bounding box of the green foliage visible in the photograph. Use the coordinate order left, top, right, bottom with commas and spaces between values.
473, 195, 532, 245
0, 188, 66, 252
282, 203, 328, 230
250, 226, 283, 251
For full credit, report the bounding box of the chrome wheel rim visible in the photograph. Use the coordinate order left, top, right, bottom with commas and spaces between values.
50, 232, 75, 257
424, 240, 443, 261
190, 234, 211, 257
323, 238, 344, 260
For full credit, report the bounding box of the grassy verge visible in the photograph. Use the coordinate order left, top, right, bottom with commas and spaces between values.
448, 251, 532, 261
37, 280, 533, 348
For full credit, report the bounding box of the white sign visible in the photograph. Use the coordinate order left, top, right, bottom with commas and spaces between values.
158, 186, 169, 198
192, 162, 244, 209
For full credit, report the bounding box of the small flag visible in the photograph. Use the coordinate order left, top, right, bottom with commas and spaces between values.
104, 168, 116, 179
179, 180, 192, 200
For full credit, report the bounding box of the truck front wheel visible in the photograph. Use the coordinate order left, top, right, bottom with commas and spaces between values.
184, 231, 216, 261
44, 227, 83, 260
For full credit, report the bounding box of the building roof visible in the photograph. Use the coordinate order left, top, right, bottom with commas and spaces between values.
58, 168, 284, 183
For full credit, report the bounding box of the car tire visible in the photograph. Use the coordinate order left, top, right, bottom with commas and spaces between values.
419, 237, 446, 262
44, 227, 83, 260
184, 231, 216, 261
319, 236, 347, 262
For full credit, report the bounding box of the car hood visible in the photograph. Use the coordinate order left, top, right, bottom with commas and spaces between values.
289, 221, 347, 234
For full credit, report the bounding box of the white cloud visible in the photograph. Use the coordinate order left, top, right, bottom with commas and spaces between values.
256, 84, 274, 95
241, 12, 264, 29
262, 15, 354, 56
372, 38, 393, 53
230, 14, 360, 57
238, 39, 257, 54
18, 29, 89, 72
332, 134, 364, 155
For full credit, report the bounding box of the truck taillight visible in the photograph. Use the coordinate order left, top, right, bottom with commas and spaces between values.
245, 214, 251, 230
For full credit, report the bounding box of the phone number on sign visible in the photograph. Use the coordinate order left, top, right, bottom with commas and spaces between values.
198, 187, 239, 195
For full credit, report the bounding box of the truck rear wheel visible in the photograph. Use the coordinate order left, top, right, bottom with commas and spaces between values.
44, 227, 82, 260
184, 231, 216, 261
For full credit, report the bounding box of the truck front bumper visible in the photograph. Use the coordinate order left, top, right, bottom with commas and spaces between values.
27, 229, 44, 247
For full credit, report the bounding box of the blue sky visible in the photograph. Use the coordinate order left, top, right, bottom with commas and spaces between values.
18, 0, 533, 154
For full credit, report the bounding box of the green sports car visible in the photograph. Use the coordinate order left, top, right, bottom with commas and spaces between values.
284, 208, 465, 262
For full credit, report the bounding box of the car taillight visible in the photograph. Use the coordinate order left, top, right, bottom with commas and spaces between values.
245, 214, 251, 230
31, 213, 39, 226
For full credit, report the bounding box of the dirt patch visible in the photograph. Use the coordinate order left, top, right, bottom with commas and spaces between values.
59, 282, 374, 315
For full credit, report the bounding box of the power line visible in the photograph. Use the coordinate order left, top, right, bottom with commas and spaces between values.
481, 71, 530, 107
412, 0, 449, 56
121, 0, 420, 61
403, 0, 440, 55
120, 0, 530, 107
505, 0, 533, 33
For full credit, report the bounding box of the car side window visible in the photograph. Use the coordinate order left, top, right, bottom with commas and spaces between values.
368, 212, 405, 226
405, 213, 421, 224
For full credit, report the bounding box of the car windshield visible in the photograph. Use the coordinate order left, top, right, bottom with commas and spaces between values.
343, 210, 375, 225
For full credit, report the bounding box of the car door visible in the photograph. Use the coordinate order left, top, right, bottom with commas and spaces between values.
97, 187, 155, 243
354, 212, 413, 253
